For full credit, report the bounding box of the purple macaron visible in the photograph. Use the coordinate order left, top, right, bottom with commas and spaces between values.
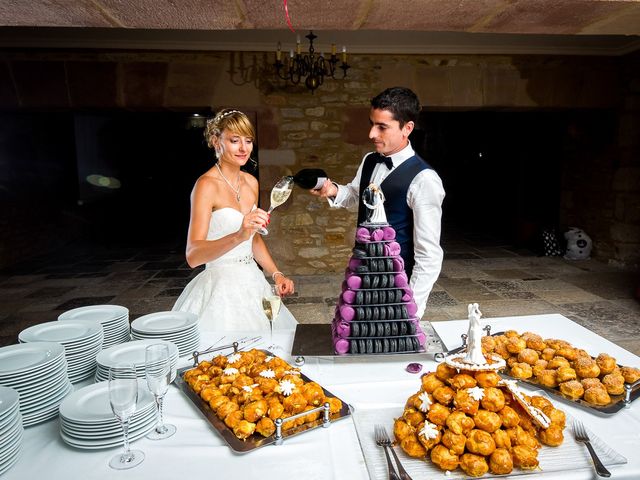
371, 229, 384, 241
339, 305, 355, 322
382, 226, 396, 240
335, 320, 351, 338
342, 290, 356, 304
334, 338, 350, 355
355, 227, 371, 243
346, 275, 362, 290
392, 257, 404, 272
348, 257, 362, 270
394, 273, 409, 288
385, 241, 401, 256
406, 301, 418, 316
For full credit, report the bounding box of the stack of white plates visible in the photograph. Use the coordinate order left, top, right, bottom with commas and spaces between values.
0, 386, 24, 475
59, 381, 156, 449
0, 342, 73, 426
58, 305, 130, 349
94, 339, 179, 383
18, 321, 104, 383
131, 311, 200, 357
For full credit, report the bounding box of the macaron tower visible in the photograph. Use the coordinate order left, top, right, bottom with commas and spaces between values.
332, 224, 427, 355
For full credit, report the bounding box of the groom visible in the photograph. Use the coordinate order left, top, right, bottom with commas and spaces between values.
310, 86, 445, 319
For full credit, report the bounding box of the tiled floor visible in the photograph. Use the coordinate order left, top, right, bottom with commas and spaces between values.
2, 234, 639, 356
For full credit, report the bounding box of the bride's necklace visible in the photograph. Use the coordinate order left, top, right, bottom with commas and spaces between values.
215, 162, 241, 202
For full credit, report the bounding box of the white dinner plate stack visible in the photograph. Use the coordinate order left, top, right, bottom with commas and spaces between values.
18, 320, 104, 383
0, 386, 24, 476
94, 339, 179, 383
0, 342, 73, 427
58, 305, 130, 349
58, 381, 156, 449
131, 311, 200, 357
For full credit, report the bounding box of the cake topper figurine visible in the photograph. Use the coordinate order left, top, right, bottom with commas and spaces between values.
362, 183, 388, 225
463, 303, 487, 365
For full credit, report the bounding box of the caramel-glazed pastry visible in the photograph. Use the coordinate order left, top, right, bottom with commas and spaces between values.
430, 444, 460, 471
417, 422, 442, 450
459, 453, 489, 477
465, 429, 496, 456
454, 389, 480, 415
511, 445, 539, 470
541, 348, 556, 361
435, 363, 457, 382
574, 357, 600, 379
403, 407, 425, 428
243, 399, 268, 423
506, 337, 527, 354
394, 418, 414, 441
621, 366, 640, 384
446, 410, 475, 435
327, 396, 343, 414
473, 410, 502, 433
492, 428, 512, 449
421, 372, 445, 393
427, 402, 451, 426
525, 333, 546, 352
400, 433, 428, 458
555, 346, 578, 361
539, 424, 564, 447
536, 369, 558, 388
480, 387, 505, 412
432, 385, 455, 405
489, 447, 514, 475
581, 377, 603, 391
529, 395, 553, 412
255, 417, 275, 437
556, 366, 577, 383
474, 371, 501, 388
233, 420, 256, 440
547, 356, 570, 370
481, 335, 496, 353
442, 429, 466, 455
596, 353, 617, 375
449, 373, 477, 390
542, 405, 566, 428
532, 359, 549, 377
559, 380, 584, 400
497, 405, 520, 428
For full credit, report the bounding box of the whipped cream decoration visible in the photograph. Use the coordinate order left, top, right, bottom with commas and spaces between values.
259, 369, 275, 379
418, 391, 432, 412
279, 379, 296, 396
242, 385, 253, 393
223, 367, 239, 376
419, 422, 439, 440
467, 386, 485, 401
227, 353, 242, 364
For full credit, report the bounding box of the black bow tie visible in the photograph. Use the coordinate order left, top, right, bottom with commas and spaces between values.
372, 153, 394, 170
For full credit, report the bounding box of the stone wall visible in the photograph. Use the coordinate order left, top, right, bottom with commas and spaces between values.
0, 49, 638, 269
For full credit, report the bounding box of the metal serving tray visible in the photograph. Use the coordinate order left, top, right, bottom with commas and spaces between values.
439, 329, 640, 414
175, 349, 352, 453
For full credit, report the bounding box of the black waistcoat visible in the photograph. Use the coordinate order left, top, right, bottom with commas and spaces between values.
357, 153, 432, 278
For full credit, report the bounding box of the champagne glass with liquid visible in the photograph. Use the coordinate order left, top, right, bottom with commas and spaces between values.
257, 176, 294, 235
262, 284, 282, 349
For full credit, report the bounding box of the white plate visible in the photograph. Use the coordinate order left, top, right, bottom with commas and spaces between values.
0, 343, 65, 377
59, 381, 154, 424
0, 387, 20, 419
131, 328, 199, 341
19, 321, 102, 344
20, 381, 73, 413
96, 340, 178, 369
131, 311, 198, 334
60, 404, 155, 431
61, 411, 156, 439
58, 305, 129, 324
60, 417, 155, 449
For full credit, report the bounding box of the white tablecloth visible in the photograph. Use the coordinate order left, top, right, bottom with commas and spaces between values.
4, 314, 640, 479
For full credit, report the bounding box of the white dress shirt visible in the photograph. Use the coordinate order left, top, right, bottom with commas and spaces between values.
328, 142, 445, 318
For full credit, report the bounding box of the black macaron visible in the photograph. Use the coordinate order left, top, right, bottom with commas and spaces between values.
387, 274, 395, 288
400, 321, 408, 336
386, 258, 394, 272
359, 339, 366, 354
379, 274, 388, 288
371, 275, 380, 289
366, 338, 374, 354
379, 305, 387, 320
350, 340, 358, 354
355, 291, 364, 305
372, 306, 379, 321
401, 305, 409, 319
382, 338, 390, 353
364, 291, 371, 305
355, 265, 369, 273
351, 322, 360, 337
391, 322, 399, 336
407, 322, 416, 335
371, 290, 379, 305
387, 305, 396, 319
384, 322, 391, 337
389, 338, 397, 353
362, 275, 371, 289
376, 322, 384, 337
398, 337, 406, 352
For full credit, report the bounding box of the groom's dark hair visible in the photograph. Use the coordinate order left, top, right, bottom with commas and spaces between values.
371, 87, 421, 128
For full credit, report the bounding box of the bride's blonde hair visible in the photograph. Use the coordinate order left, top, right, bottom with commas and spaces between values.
204, 109, 255, 157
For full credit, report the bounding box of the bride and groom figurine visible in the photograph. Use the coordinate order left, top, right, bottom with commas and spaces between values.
362, 183, 388, 225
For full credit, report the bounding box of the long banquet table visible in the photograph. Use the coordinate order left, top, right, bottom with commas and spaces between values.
3, 314, 640, 479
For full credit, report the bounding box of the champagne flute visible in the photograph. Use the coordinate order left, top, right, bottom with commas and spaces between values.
257, 176, 294, 235
108, 364, 144, 470
145, 344, 177, 440
262, 284, 282, 349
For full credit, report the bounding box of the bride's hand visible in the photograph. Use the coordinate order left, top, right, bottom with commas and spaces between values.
275, 275, 295, 296
239, 209, 269, 238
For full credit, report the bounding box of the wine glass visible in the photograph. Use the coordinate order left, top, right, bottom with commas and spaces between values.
262, 284, 282, 350
257, 176, 294, 235
108, 364, 144, 470
144, 344, 177, 440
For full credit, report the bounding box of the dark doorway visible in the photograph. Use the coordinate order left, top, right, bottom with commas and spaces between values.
413, 110, 574, 250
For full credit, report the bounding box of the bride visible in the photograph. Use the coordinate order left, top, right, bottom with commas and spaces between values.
173, 108, 297, 331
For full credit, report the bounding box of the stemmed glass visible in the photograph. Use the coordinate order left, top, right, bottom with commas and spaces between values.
108, 364, 144, 470
262, 284, 282, 350
145, 344, 177, 440
257, 176, 294, 235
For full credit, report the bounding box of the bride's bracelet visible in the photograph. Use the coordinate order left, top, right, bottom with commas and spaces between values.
272, 271, 285, 281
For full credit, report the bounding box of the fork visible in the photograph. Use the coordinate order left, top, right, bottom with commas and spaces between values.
572, 420, 611, 477
374, 425, 400, 480
377, 426, 414, 480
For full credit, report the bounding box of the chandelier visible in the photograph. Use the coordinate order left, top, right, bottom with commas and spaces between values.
274, 31, 349, 93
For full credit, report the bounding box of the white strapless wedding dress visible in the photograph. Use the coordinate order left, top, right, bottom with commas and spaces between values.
172, 207, 297, 332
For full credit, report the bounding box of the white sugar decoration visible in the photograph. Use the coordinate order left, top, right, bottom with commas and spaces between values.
259, 369, 275, 378
223, 367, 238, 376
284, 370, 301, 376
242, 385, 253, 393
419, 422, 439, 440
418, 391, 432, 412
265, 356, 274, 363
227, 353, 242, 364
279, 379, 296, 396
467, 386, 485, 401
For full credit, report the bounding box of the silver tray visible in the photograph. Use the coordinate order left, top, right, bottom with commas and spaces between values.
175, 349, 352, 453
440, 330, 640, 414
